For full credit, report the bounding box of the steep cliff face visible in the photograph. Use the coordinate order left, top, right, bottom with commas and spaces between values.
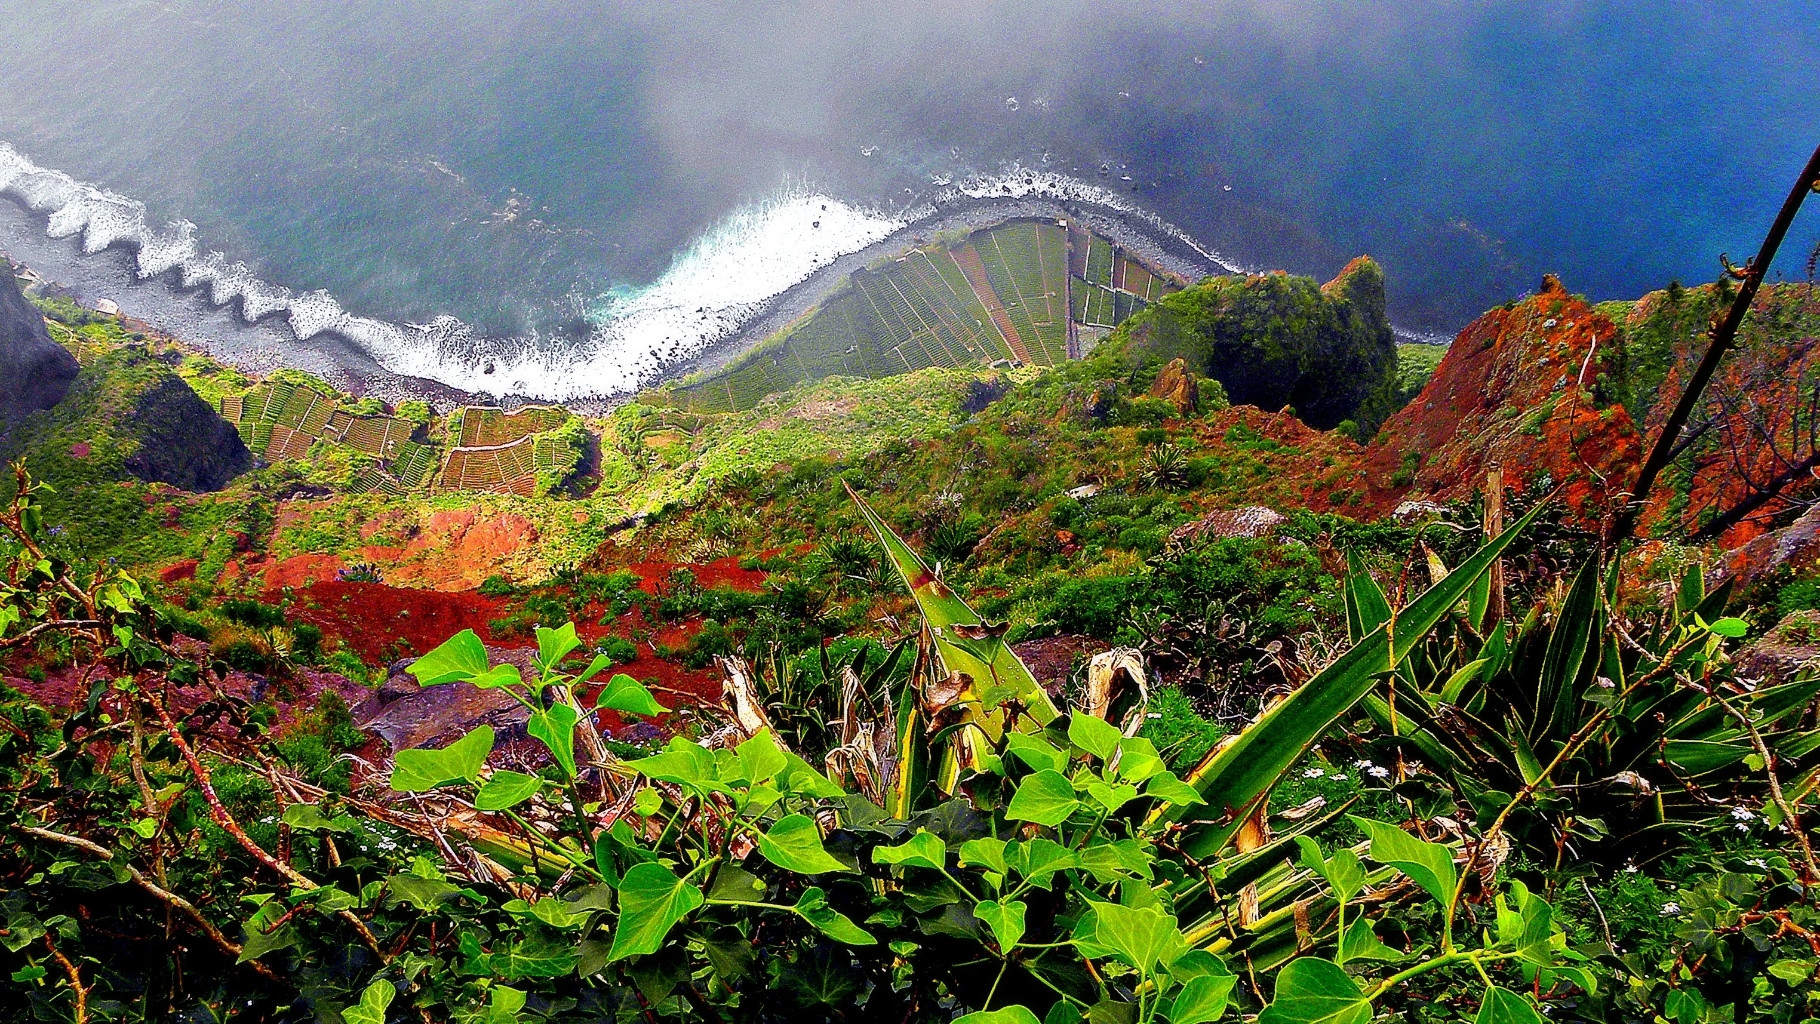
1361, 275, 1643, 521
1103, 257, 1398, 433
119, 368, 253, 491
3, 347, 251, 495
0, 267, 79, 426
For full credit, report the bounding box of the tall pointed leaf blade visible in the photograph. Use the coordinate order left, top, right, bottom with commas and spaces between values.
1534, 558, 1602, 742
1162, 501, 1545, 859
1344, 551, 1391, 644
847, 483, 1056, 728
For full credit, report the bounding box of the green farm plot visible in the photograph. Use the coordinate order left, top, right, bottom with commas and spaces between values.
457, 405, 566, 448
659, 219, 1185, 413
1072, 279, 1121, 328
388, 440, 439, 488
667, 243, 1021, 413
971, 221, 1070, 365
1085, 238, 1115, 287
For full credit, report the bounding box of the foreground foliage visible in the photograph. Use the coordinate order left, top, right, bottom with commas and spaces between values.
1, 463, 1817, 1022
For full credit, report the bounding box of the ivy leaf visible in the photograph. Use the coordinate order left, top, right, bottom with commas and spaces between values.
628, 737, 720, 788
779, 752, 846, 798
341, 979, 394, 1024
1350, 817, 1457, 910
470, 986, 528, 1024
475, 770, 544, 811
598, 673, 665, 717
390, 726, 494, 792
385, 874, 459, 912
237, 901, 297, 962
1078, 839, 1153, 883
1257, 957, 1370, 1024
489, 936, 581, 978
976, 899, 1027, 951
1113, 735, 1167, 783
955, 1008, 1042, 1024
528, 703, 581, 778
1473, 987, 1544, 1024
1498, 881, 1563, 967
1068, 714, 1122, 760
609, 862, 703, 961
1088, 902, 1186, 976
1170, 974, 1237, 1024
470, 663, 525, 690
536, 622, 583, 672
794, 887, 876, 945
1086, 780, 1140, 813
1338, 916, 1404, 963
707, 865, 769, 904
872, 830, 947, 871
1142, 770, 1206, 807
1296, 837, 1365, 902
1006, 770, 1080, 827
407, 629, 490, 686
1004, 733, 1068, 774
757, 814, 852, 875
1006, 838, 1077, 889
736, 729, 788, 784
959, 837, 1009, 874
1705, 617, 1749, 639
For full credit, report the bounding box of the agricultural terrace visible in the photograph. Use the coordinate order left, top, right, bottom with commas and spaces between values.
455, 405, 567, 447
662, 219, 1185, 413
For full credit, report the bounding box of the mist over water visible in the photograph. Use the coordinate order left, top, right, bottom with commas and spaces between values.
1, 1, 1816, 397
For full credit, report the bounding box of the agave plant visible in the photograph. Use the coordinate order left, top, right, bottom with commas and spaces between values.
1346, 549, 1820, 868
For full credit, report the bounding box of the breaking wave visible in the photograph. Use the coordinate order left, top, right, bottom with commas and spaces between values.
1, 143, 1236, 400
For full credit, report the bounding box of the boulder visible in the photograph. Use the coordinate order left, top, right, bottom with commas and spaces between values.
0, 264, 79, 425
357, 646, 542, 752
1166, 505, 1287, 548
1148, 358, 1200, 415
1735, 610, 1820, 687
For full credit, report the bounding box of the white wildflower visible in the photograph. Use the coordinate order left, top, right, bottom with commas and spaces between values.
1747, 858, 1768, 870
1730, 806, 1755, 821
1368, 765, 1391, 779
1330, 774, 1348, 783
1660, 902, 1681, 916
1302, 767, 1326, 779
1623, 862, 1640, 874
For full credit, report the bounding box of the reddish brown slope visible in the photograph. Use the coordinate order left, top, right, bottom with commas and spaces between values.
1361, 276, 1643, 522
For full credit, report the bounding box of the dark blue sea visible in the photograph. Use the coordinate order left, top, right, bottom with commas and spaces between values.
1, 1, 1816, 399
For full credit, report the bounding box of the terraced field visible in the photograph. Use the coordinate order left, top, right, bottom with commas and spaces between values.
439, 436, 539, 495
457, 406, 567, 447
660, 218, 1186, 413
970, 221, 1070, 365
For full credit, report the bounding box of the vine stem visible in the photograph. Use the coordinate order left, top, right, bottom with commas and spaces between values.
1702, 685, 1820, 882
21, 826, 278, 981
143, 688, 387, 959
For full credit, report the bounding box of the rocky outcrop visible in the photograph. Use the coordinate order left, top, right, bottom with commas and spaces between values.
1360, 275, 1643, 523
1148, 358, 1200, 415
121, 370, 252, 491
0, 265, 79, 425
1104, 257, 1398, 433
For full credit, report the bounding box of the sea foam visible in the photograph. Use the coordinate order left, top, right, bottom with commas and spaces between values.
1, 142, 1227, 401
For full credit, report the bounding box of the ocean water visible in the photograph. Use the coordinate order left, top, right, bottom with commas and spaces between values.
1, 1, 1816, 401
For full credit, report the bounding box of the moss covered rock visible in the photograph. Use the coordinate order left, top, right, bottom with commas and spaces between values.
1100, 257, 1398, 433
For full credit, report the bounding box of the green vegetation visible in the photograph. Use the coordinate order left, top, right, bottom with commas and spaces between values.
3, 463, 1814, 1023
1102, 259, 1399, 434
1393, 341, 1448, 406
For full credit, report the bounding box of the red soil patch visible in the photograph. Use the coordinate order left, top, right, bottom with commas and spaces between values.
283, 580, 511, 663
160, 559, 198, 583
